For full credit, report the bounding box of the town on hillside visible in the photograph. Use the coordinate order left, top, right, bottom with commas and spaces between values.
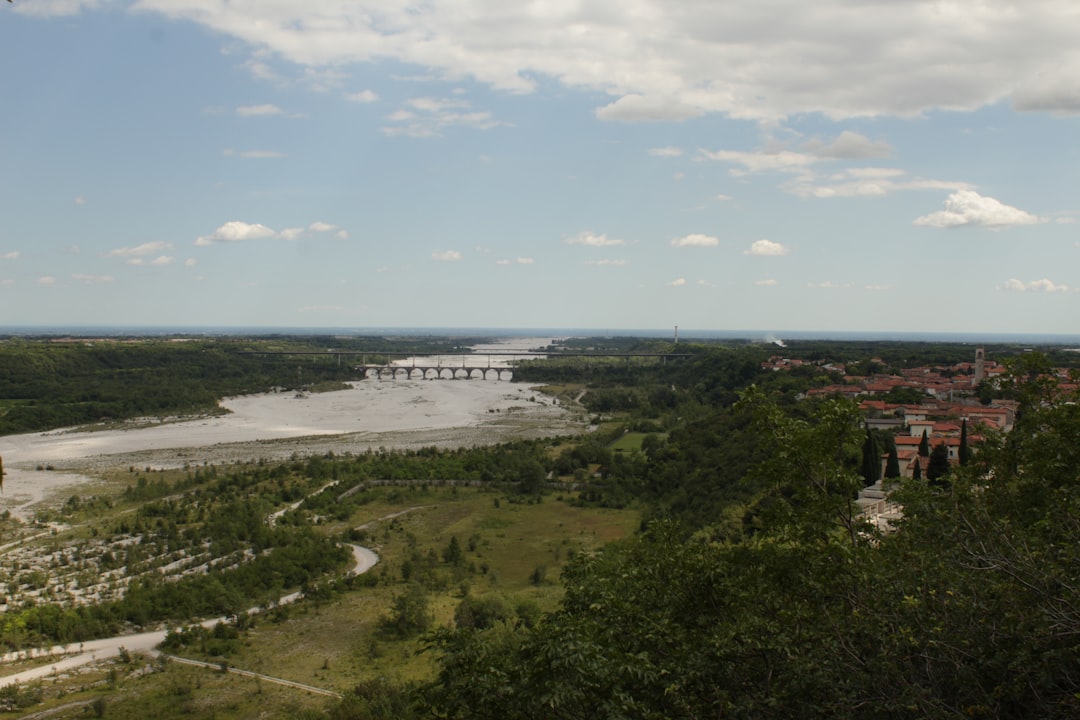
762, 347, 1078, 529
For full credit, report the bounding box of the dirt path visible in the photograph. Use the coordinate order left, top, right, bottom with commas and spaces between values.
161, 655, 342, 698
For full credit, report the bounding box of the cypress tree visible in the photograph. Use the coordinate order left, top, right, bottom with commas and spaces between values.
918, 429, 930, 457
959, 419, 970, 466
860, 430, 880, 486
912, 456, 922, 480
885, 439, 901, 479
927, 443, 951, 483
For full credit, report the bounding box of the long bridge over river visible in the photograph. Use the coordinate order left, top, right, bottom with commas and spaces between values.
239, 350, 691, 381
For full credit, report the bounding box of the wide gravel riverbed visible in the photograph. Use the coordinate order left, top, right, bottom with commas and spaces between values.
0, 350, 584, 519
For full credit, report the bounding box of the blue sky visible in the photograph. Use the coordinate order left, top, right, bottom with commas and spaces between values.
2, 0, 1078, 334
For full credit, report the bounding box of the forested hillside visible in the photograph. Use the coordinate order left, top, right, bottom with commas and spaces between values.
415, 356, 1080, 719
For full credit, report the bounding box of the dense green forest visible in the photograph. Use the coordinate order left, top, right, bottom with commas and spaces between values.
414, 357, 1080, 720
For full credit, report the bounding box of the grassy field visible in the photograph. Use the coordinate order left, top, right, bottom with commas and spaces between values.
608, 431, 666, 454
4, 484, 639, 719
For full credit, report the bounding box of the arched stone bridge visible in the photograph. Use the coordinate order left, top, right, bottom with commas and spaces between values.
359, 364, 513, 380
236, 350, 690, 382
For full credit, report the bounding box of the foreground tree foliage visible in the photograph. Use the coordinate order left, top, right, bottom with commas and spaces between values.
424, 363, 1080, 719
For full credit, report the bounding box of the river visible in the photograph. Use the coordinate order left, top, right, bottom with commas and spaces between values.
0, 337, 580, 520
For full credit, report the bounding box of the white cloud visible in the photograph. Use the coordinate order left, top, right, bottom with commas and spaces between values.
715, 194, 733, 202
347, 90, 379, 103
236, 104, 283, 116
222, 149, 286, 159
864, 284, 892, 291
1, 251, 19, 260
107, 241, 173, 258
151, 256, 176, 266
408, 97, 468, 112
242, 59, 283, 84
648, 146, 684, 158
72, 273, 115, 285
432, 250, 462, 262
699, 148, 816, 175
670, 233, 720, 248
1002, 278, 1070, 293
185, 258, 198, 267
37, 276, 57, 286
1012, 57, 1080, 114
786, 169, 969, 199
755, 279, 778, 286
808, 281, 853, 289
0, 279, 13, 287
595, 95, 703, 122
195, 221, 277, 246
800, 131, 891, 159
745, 239, 790, 256
701, 132, 893, 183
914, 190, 1043, 229
496, 257, 534, 266
382, 97, 504, 137
283, 222, 340, 239
586, 259, 628, 267
846, 167, 906, 179
668, 277, 687, 287
565, 231, 625, 247
74, 195, 87, 206
123, 1, 1080, 120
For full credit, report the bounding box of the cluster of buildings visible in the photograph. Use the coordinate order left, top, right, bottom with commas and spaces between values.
763, 347, 1070, 480
771, 346, 1003, 404
767, 345, 1079, 530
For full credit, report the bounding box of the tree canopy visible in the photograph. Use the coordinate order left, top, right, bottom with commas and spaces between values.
424, 360, 1080, 719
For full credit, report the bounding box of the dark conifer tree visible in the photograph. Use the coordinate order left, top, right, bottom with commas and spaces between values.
885, 439, 901, 479
959, 419, 970, 466
912, 456, 922, 480
927, 442, 950, 483
918, 429, 930, 457
860, 430, 881, 486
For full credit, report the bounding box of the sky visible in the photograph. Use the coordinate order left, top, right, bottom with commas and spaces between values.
1, 0, 1079, 335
